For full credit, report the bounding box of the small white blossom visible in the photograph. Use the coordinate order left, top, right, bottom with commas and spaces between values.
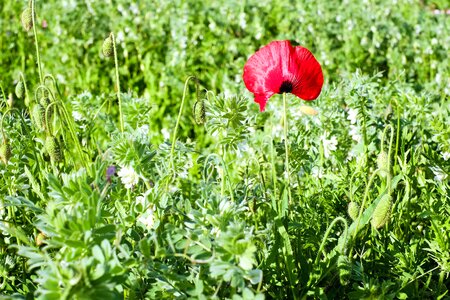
72, 111, 83, 121
138, 207, 155, 230
349, 125, 362, 143
311, 166, 324, 179
431, 166, 447, 182
442, 152, 450, 161
118, 165, 139, 189
347, 108, 358, 125
321, 133, 338, 159
161, 128, 170, 140
136, 195, 146, 207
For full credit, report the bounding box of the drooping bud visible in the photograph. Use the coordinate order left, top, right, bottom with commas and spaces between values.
337, 255, 351, 286
45, 135, 63, 162
32, 104, 46, 131
15, 81, 25, 99
193, 99, 206, 125
371, 194, 392, 229
347, 201, 360, 221
0, 142, 12, 164
377, 150, 389, 177
102, 34, 114, 57
39, 95, 51, 107
21, 8, 34, 32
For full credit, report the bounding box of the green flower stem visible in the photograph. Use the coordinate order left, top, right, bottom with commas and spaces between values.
31, 0, 43, 84
170, 76, 196, 171
352, 169, 380, 240
314, 217, 349, 266
44, 77, 87, 169
111, 33, 124, 133
283, 93, 292, 205
19, 73, 30, 107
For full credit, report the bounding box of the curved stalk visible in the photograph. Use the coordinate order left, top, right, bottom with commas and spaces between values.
170, 76, 197, 171
314, 217, 349, 266
31, 0, 43, 84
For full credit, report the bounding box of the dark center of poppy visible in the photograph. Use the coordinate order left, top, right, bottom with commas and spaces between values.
279, 80, 293, 94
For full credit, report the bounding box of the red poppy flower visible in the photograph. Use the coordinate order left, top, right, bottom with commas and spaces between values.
243, 40, 324, 112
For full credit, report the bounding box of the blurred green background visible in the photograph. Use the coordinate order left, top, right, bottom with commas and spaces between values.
1, 0, 448, 107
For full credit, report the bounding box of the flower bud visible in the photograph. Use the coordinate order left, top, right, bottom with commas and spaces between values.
39, 96, 51, 107
102, 34, 114, 57
0, 142, 12, 164
45, 135, 63, 162
193, 99, 206, 125
15, 81, 25, 99
21, 8, 34, 32
347, 201, 360, 221
377, 150, 389, 177
32, 104, 46, 131
371, 194, 392, 229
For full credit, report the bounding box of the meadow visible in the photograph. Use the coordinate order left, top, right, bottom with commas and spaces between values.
0, 0, 449, 299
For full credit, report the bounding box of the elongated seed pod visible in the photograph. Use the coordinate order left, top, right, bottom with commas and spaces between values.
347, 201, 360, 221
371, 194, 392, 229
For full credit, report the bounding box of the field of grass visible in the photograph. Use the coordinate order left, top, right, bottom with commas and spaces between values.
0, 0, 449, 299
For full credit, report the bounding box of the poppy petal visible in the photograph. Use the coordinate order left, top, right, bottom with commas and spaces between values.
243, 41, 293, 111
291, 46, 324, 101
243, 40, 323, 111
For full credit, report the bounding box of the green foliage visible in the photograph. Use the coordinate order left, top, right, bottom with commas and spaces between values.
0, 0, 449, 299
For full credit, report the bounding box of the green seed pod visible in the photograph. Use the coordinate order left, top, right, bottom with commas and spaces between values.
193, 99, 206, 125
337, 255, 351, 286
45, 136, 62, 162
32, 104, 46, 131
15, 81, 25, 99
102, 34, 114, 57
0, 142, 12, 164
377, 150, 389, 177
21, 8, 34, 32
371, 194, 392, 229
347, 201, 360, 221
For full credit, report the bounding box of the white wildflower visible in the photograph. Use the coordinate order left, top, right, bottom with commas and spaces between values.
311, 166, 324, 179
136, 124, 149, 139
321, 133, 338, 159
431, 166, 447, 182
349, 125, 362, 143
347, 108, 358, 125
442, 152, 450, 161
72, 111, 83, 121
136, 195, 146, 207
161, 128, 170, 140
118, 165, 139, 189
138, 207, 155, 230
